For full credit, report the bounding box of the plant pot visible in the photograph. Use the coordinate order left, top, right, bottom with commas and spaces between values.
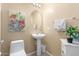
67, 37, 73, 43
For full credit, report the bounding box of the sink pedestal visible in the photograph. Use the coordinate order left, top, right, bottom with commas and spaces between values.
32, 33, 45, 56
37, 39, 42, 56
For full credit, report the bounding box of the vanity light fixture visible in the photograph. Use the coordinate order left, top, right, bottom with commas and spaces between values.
32, 3, 42, 8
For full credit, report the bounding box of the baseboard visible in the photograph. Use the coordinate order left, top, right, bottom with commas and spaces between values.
27, 50, 53, 56
1, 50, 53, 56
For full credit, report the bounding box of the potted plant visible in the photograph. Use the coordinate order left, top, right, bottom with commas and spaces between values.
73, 31, 79, 42
66, 25, 78, 43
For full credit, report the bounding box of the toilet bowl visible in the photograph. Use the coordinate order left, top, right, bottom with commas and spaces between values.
10, 40, 26, 56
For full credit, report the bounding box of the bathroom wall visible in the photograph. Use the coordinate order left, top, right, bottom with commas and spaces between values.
0, 3, 1, 39
42, 3, 79, 55
0, 3, 1, 52
1, 3, 39, 55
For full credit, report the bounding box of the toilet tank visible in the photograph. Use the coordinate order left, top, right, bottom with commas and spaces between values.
10, 40, 25, 54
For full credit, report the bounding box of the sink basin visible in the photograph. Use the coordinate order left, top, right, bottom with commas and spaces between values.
32, 33, 45, 39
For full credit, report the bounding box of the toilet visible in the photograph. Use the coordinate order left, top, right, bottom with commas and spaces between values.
10, 40, 26, 56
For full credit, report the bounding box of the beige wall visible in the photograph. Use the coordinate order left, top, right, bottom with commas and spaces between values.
0, 3, 1, 52
1, 3, 79, 56
0, 3, 1, 39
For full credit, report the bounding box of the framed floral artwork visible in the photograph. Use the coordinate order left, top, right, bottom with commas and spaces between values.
9, 11, 25, 32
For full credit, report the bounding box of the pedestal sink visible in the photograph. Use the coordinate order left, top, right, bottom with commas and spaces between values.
32, 33, 45, 56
